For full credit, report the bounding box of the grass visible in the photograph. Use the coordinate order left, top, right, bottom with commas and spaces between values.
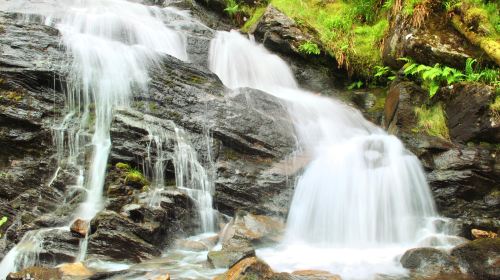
267, 0, 390, 79
414, 104, 450, 139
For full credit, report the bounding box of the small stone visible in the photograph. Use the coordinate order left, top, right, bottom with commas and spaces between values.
58, 262, 93, 277
153, 273, 170, 280
471, 228, 497, 239
70, 219, 88, 237
292, 270, 342, 280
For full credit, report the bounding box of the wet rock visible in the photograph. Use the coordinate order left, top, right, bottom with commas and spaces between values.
221, 210, 285, 246
292, 270, 342, 280
214, 257, 275, 280
451, 238, 500, 280
382, 5, 490, 69
471, 228, 497, 239
400, 247, 461, 277
252, 5, 343, 95
87, 210, 162, 262
208, 235, 256, 268
0, 12, 82, 259
57, 262, 93, 277
37, 229, 80, 265
70, 219, 89, 237
439, 83, 499, 143
7, 266, 62, 280
175, 239, 209, 251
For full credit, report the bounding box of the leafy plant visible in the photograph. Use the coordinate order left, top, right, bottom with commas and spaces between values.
0, 216, 7, 238
224, 0, 240, 16
298, 41, 321, 55
374, 65, 396, 82
348, 80, 364, 90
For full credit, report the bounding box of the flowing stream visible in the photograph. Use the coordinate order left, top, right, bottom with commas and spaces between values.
0, 1, 460, 279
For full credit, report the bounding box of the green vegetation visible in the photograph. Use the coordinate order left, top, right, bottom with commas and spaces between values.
115, 162, 131, 170
224, 0, 240, 17
115, 162, 149, 186
241, 7, 265, 32
0, 216, 7, 238
401, 58, 499, 97
298, 41, 321, 55
347, 81, 364, 90
125, 168, 149, 186
414, 104, 450, 139
268, 0, 390, 78
491, 96, 500, 121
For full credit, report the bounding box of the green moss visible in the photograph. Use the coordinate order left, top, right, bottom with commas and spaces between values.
223, 148, 240, 160
491, 96, 500, 121
414, 104, 450, 139
368, 90, 387, 113
241, 7, 265, 33
125, 169, 149, 186
0, 91, 23, 102
115, 162, 131, 171
403, 0, 423, 16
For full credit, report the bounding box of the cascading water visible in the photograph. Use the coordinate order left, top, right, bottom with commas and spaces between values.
209, 30, 449, 279
0, 0, 193, 276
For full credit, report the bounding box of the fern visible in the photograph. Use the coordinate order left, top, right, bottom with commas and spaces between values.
298, 41, 321, 55
224, 0, 240, 17
348, 80, 364, 89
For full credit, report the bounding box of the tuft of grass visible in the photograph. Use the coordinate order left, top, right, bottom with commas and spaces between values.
0, 216, 7, 238
414, 104, 450, 139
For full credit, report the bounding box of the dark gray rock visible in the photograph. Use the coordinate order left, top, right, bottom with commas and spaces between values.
439, 83, 499, 143
252, 5, 344, 95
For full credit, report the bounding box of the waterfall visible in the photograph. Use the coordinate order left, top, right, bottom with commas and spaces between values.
55, 0, 188, 220
142, 116, 216, 232
208, 30, 443, 279
0, 0, 192, 276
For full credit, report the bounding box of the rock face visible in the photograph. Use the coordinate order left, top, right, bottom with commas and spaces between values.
252, 5, 343, 95
0, 12, 81, 258
382, 4, 490, 69
439, 83, 499, 143
451, 238, 500, 280
385, 79, 500, 236
0, 7, 298, 266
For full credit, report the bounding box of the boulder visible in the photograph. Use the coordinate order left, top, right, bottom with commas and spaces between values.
221, 211, 285, 246
208, 235, 256, 268
400, 247, 462, 278
175, 239, 209, 251
451, 238, 500, 280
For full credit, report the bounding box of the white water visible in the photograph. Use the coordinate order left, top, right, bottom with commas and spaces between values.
141, 115, 216, 232
209, 30, 449, 279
